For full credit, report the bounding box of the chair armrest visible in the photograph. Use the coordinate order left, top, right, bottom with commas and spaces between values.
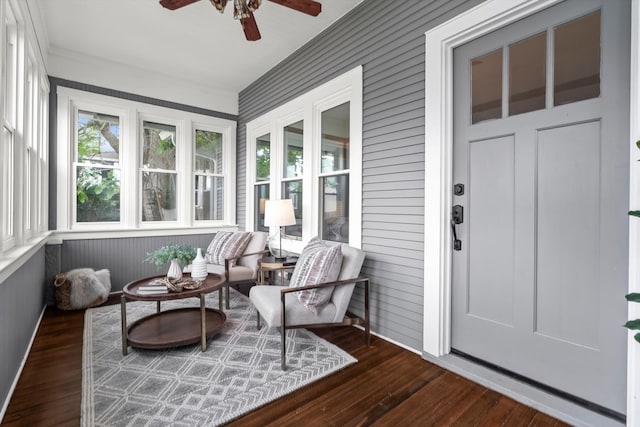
280, 277, 368, 294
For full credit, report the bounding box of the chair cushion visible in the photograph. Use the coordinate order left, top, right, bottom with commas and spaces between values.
205, 231, 252, 266
249, 285, 337, 327
289, 237, 343, 314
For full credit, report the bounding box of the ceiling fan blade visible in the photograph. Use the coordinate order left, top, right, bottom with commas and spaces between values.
159, 0, 201, 10
267, 0, 321, 16
241, 11, 262, 41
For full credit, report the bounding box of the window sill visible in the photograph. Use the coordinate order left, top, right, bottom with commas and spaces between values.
49, 225, 239, 243
0, 233, 51, 285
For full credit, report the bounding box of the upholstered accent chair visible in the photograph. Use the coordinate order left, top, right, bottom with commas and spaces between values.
185, 231, 268, 309
249, 241, 369, 370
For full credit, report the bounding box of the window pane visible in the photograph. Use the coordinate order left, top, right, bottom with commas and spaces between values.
76, 166, 120, 222
282, 180, 302, 237
77, 110, 120, 165
3, 8, 17, 127
2, 127, 14, 238
195, 175, 223, 220
254, 184, 269, 232
509, 32, 546, 116
195, 129, 222, 174
256, 133, 270, 181
554, 11, 600, 106
283, 121, 303, 178
143, 121, 176, 169
321, 102, 350, 173
142, 172, 176, 221
472, 49, 503, 124
321, 175, 349, 243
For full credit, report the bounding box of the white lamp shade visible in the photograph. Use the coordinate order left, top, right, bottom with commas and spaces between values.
264, 199, 296, 227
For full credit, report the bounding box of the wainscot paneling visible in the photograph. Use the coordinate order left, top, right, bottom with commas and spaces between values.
238, 0, 484, 352
0, 248, 46, 415
57, 234, 215, 294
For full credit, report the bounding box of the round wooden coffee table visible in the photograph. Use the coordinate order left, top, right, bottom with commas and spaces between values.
120, 273, 225, 355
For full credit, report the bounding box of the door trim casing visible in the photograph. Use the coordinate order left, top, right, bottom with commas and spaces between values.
423, 0, 639, 424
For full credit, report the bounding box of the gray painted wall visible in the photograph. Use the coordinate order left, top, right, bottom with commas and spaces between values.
238, 0, 483, 350
56, 234, 215, 295
0, 247, 46, 412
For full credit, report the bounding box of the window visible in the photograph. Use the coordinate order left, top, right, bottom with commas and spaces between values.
194, 128, 224, 221
282, 120, 303, 238
1, 1, 17, 250
0, 0, 50, 265
141, 121, 177, 222
75, 110, 121, 223
57, 87, 236, 233
320, 102, 350, 242
253, 132, 270, 232
246, 67, 363, 251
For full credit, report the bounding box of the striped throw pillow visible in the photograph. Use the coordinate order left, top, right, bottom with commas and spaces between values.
290, 237, 343, 314
205, 231, 252, 266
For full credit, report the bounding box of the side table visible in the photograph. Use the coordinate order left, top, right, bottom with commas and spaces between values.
258, 256, 297, 286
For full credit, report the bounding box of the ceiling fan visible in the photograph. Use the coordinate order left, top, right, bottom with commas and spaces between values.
159, 0, 322, 41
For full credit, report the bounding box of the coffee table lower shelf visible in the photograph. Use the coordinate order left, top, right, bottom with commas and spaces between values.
126, 307, 226, 350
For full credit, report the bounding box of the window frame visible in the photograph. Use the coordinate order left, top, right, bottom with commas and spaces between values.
245, 66, 363, 251
56, 87, 237, 235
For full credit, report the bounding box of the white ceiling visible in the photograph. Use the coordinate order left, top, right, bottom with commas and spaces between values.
35, 0, 363, 94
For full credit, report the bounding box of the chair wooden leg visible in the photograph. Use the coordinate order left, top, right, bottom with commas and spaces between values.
225, 284, 230, 309
256, 310, 261, 330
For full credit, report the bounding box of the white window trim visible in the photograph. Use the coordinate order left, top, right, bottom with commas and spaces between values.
56, 87, 236, 236
246, 66, 362, 251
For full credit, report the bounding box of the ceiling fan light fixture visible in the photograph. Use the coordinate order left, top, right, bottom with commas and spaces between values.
233, 0, 261, 20
209, 0, 228, 13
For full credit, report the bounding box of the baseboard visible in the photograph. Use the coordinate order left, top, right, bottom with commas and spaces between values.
0, 305, 47, 423
421, 351, 625, 427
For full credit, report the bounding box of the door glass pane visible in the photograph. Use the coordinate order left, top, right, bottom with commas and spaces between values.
321, 174, 349, 243
283, 121, 303, 178
256, 133, 270, 181
282, 180, 302, 237
321, 103, 350, 173
143, 121, 176, 169
472, 49, 502, 124
554, 11, 600, 106
254, 184, 269, 232
509, 32, 546, 116
195, 129, 222, 174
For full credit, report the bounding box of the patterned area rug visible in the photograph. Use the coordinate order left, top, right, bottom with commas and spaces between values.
82, 288, 356, 426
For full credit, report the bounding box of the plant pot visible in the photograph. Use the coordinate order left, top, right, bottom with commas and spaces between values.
167, 258, 183, 281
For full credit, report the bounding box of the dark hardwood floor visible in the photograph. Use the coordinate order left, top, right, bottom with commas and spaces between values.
2, 290, 570, 426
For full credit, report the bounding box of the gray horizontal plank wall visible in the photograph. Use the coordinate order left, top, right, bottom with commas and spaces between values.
238, 0, 483, 351
0, 248, 46, 415
55, 234, 215, 295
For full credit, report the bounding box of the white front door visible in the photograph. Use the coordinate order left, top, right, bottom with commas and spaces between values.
451, 0, 630, 416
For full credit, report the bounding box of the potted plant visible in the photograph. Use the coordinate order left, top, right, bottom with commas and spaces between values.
626, 140, 640, 343
145, 243, 196, 280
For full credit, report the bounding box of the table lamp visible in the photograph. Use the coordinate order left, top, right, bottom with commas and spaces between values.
264, 199, 296, 261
